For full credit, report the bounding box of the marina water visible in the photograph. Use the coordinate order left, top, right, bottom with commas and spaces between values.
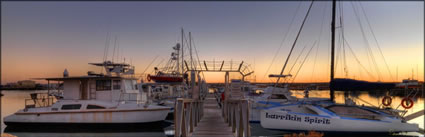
1, 90, 423, 137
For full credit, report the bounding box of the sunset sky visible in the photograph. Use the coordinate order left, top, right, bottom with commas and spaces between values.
1, 1, 423, 84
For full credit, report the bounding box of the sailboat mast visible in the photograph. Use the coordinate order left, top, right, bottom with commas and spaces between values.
330, 0, 336, 102
181, 28, 185, 76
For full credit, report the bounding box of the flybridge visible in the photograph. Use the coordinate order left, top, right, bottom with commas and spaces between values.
89, 61, 135, 77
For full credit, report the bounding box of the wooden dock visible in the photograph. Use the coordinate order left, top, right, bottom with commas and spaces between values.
190, 94, 234, 137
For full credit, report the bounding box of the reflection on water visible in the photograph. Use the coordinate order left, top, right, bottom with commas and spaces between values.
1, 90, 424, 137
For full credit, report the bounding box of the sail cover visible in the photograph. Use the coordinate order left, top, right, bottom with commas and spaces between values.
330, 78, 395, 91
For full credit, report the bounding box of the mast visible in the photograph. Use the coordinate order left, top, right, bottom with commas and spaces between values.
181, 28, 185, 83
330, 0, 336, 102
189, 32, 193, 70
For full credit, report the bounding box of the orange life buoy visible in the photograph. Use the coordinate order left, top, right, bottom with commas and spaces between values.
147, 74, 152, 82
401, 98, 414, 109
382, 96, 392, 106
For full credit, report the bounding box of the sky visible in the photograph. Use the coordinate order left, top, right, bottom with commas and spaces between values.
1, 1, 423, 84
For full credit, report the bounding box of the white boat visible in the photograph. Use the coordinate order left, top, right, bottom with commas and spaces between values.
258, 0, 419, 133
260, 102, 419, 133
249, 86, 327, 122
4, 61, 171, 126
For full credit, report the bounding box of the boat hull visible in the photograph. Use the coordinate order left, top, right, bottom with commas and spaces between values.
4, 108, 169, 124
150, 76, 183, 83
260, 109, 419, 133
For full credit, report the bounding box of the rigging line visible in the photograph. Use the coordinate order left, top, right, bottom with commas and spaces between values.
358, 1, 394, 81
262, 1, 303, 81
339, 2, 348, 78
291, 42, 317, 83
102, 31, 111, 73
182, 32, 193, 69
190, 34, 206, 78
351, 2, 382, 81
112, 36, 118, 63
117, 37, 120, 63
334, 31, 343, 77
311, 3, 328, 82
287, 44, 308, 74
151, 58, 165, 74
274, 0, 315, 87
189, 32, 195, 70
344, 38, 376, 80
102, 31, 110, 62
140, 55, 159, 79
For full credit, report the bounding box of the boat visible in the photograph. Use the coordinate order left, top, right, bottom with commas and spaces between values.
261, 102, 418, 133
4, 61, 171, 126
259, 0, 419, 133
249, 85, 329, 122
147, 43, 185, 83
396, 79, 421, 89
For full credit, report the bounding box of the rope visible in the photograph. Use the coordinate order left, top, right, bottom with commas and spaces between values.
351, 2, 382, 81
358, 1, 394, 81
310, 3, 328, 82
273, 0, 315, 87
287, 44, 308, 74
344, 39, 376, 80
291, 42, 317, 83
262, 1, 302, 82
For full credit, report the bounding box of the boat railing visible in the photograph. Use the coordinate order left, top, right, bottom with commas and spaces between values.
118, 93, 142, 103
24, 93, 55, 109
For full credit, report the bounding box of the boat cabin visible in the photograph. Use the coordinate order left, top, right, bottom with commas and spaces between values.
37, 61, 142, 103
45, 76, 139, 102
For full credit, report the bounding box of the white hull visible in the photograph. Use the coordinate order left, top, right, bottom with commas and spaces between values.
260, 109, 419, 133
5, 100, 170, 124
5, 109, 169, 124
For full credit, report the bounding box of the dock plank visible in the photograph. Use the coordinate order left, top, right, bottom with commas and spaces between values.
190, 94, 234, 137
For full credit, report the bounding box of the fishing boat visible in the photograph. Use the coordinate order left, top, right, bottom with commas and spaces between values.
4, 61, 171, 126
259, 0, 419, 133
147, 43, 184, 83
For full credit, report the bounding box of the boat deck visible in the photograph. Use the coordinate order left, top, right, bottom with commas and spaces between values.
190, 94, 234, 137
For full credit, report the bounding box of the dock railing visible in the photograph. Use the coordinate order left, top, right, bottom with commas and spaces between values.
174, 98, 204, 137
223, 99, 251, 137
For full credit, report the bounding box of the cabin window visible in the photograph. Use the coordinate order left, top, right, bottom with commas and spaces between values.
87, 104, 106, 109
113, 80, 121, 90
61, 104, 82, 110
96, 80, 111, 91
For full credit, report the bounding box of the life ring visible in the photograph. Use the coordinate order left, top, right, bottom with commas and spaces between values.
401, 98, 414, 109
382, 96, 392, 106
147, 74, 152, 82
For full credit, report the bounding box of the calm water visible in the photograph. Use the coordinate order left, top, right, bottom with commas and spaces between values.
1, 90, 424, 137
